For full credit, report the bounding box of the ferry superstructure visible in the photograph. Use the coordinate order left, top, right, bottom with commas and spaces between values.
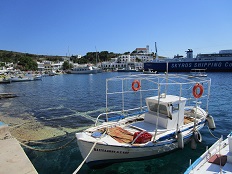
144, 49, 232, 72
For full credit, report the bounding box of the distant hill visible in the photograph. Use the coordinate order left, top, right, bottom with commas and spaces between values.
0, 50, 63, 63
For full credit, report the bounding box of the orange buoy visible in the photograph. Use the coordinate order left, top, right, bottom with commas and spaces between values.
132, 80, 141, 91
192, 83, 204, 98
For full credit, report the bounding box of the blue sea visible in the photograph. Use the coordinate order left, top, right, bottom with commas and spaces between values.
0, 72, 231, 174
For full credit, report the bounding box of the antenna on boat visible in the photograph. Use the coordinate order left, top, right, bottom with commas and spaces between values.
165, 61, 169, 95
166, 62, 169, 74
155, 42, 158, 62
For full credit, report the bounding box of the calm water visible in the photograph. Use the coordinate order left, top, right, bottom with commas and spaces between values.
0, 72, 231, 174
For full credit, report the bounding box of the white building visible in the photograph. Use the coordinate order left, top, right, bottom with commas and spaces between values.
37, 61, 65, 71
37, 62, 45, 71
101, 46, 154, 70
53, 61, 64, 70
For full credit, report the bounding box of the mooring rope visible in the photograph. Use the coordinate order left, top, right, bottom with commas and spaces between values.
207, 125, 220, 139
8, 121, 33, 129
16, 133, 70, 145
72, 130, 107, 174
19, 136, 76, 152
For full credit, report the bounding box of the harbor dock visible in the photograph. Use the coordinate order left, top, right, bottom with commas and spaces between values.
0, 122, 38, 174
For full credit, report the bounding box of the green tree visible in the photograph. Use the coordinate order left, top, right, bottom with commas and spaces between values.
17, 56, 38, 71
62, 61, 73, 70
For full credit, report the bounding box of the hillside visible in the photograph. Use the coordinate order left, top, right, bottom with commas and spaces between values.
0, 50, 120, 65
0, 50, 62, 63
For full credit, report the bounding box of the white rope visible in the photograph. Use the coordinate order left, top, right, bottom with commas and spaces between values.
73, 131, 106, 174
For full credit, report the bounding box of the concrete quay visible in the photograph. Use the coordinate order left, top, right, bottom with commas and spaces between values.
0, 122, 38, 174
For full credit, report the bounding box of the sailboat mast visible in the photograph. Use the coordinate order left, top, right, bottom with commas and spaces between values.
95, 46, 98, 66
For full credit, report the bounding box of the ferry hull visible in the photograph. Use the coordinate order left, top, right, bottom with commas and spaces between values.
144, 61, 232, 72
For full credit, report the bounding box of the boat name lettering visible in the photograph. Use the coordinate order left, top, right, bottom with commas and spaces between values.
194, 62, 222, 68
170, 62, 225, 69
171, 63, 192, 68
225, 62, 232, 67
94, 148, 129, 154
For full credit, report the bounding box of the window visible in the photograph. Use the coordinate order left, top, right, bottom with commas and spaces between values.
148, 102, 168, 115
171, 103, 179, 113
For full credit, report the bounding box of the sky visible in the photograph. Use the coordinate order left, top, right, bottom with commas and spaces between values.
1, 0, 232, 58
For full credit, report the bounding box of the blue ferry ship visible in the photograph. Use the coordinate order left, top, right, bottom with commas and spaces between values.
144, 49, 232, 72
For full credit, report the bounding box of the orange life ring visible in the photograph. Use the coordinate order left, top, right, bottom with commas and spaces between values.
132, 80, 141, 91
192, 83, 204, 98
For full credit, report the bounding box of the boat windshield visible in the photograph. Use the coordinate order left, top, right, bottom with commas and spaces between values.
148, 102, 168, 115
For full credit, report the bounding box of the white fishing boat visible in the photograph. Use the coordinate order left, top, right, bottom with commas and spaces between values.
185, 132, 232, 174
70, 65, 98, 74
74, 74, 216, 170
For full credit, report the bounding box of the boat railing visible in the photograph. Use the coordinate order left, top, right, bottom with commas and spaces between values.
95, 106, 147, 126
185, 136, 223, 174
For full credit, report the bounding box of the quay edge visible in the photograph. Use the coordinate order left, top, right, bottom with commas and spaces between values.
0, 122, 38, 174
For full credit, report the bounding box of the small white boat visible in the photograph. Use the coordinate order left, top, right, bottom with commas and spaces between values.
75, 74, 216, 169
33, 75, 42, 80
70, 65, 98, 74
93, 66, 103, 73
143, 69, 158, 74
0, 93, 17, 99
0, 77, 11, 83
189, 69, 207, 78
185, 132, 232, 174
117, 68, 138, 72
11, 75, 34, 82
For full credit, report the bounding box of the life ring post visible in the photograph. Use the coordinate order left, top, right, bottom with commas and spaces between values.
132, 80, 141, 91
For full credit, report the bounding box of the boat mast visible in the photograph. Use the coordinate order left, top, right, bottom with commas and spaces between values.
95, 46, 98, 66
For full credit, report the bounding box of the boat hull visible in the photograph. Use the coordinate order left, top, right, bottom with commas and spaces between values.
117, 69, 138, 72
70, 69, 98, 74
185, 132, 232, 174
0, 79, 11, 83
11, 78, 34, 82
76, 124, 204, 168
144, 60, 232, 72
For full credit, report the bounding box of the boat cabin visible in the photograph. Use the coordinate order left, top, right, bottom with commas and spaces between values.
144, 94, 187, 129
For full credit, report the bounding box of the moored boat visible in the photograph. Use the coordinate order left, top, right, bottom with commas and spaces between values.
143, 69, 158, 74
0, 93, 17, 99
189, 69, 207, 78
74, 74, 216, 170
33, 74, 42, 80
117, 66, 138, 72
0, 78, 11, 84
69, 65, 98, 74
185, 132, 232, 174
10, 76, 34, 82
